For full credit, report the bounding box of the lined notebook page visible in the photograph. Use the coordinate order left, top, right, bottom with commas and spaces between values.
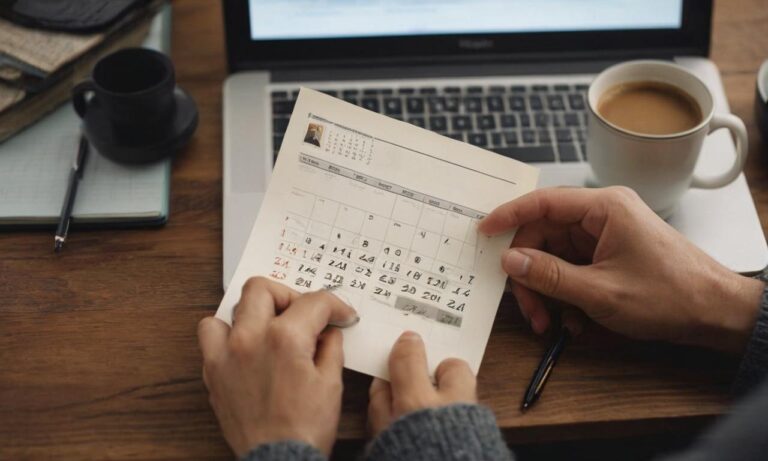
0, 96, 170, 224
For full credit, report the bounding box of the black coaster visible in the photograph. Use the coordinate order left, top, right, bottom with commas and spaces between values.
81, 87, 198, 164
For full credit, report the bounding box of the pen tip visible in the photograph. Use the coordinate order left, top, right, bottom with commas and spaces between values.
520, 402, 530, 412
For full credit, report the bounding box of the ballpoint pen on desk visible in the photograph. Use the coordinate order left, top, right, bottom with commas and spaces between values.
520, 326, 571, 412
54, 135, 89, 252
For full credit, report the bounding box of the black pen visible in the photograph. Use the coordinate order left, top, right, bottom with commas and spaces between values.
521, 327, 570, 412
54, 135, 89, 252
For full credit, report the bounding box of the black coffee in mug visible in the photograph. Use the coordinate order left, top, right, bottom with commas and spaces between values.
73, 48, 175, 136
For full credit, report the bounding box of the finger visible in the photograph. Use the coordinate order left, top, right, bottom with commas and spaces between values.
479, 188, 603, 236
368, 378, 393, 436
435, 358, 476, 402
315, 328, 344, 379
198, 316, 230, 365
562, 308, 588, 337
511, 283, 551, 334
502, 247, 597, 308
234, 277, 300, 333
388, 331, 434, 398
276, 290, 359, 339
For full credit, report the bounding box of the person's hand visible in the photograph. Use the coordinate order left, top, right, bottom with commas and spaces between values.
478, 187, 764, 353
368, 331, 477, 436
197, 277, 359, 457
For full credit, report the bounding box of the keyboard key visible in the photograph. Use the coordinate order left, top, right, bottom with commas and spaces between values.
534, 112, 550, 127
319, 89, 338, 97
489, 86, 506, 93
292, 90, 300, 99
444, 97, 460, 112
468, 133, 488, 147
452, 115, 473, 131
362, 98, 380, 112
477, 115, 496, 130
343, 97, 359, 105
528, 95, 543, 110
532, 84, 549, 92
554, 84, 571, 92
522, 129, 536, 144
559, 143, 579, 162
272, 100, 293, 114
493, 146, 556, 162
510, 85, 527, 92
380, 89, 394, 95
464, 97, 483, 113
556, 129, 573, 142
486, 96, 504, 112
428, 97, 446, 113
508, 96, 526, 112
575, 84, 590, 91
504, 131, 519, 145
419, 87, 438, 94
538, 129, 552, 144
429, 116, 448, 131
398, 88, 416, 94
564, 112, 580, 127
444, 87, 461, 94
409, 117, 426, 128
271, 91, 288, 99
500, 114, 517, 128
273, 117, 289, 133
343, 89, 359, 98
547, 94, 565, 111
406, 98, 425, 113
519, 113, 531, 127
491, 132, 504, 147
363, 88, 382, 95
467, 86, 483, 94
568, 94, 586, 110
384, 97, 403, 115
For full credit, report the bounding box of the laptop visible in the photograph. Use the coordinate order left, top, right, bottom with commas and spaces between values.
221, 0, 768, 288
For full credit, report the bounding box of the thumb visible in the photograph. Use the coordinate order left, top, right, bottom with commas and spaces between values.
502, 248, 595, 307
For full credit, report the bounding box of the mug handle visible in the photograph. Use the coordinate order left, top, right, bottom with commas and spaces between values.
72, 79, 97, 118
690, 113, 749, 189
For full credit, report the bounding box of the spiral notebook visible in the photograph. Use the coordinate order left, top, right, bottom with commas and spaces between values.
0, 5, 171, 228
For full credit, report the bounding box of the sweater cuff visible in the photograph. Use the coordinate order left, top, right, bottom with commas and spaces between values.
241, 440, 327, 461
368, 403, 514, 461
733, 283, 768, 394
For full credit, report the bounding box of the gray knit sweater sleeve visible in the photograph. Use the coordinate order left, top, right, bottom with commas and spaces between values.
367, 404, 514, 461
242, 440, 326, 461
732, 284, 768, 394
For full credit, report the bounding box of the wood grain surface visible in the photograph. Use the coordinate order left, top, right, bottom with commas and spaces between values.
1, 1, 767, 459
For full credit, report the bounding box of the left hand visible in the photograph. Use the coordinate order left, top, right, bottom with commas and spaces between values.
368, 331, 477, 436
198, 277, 359, 457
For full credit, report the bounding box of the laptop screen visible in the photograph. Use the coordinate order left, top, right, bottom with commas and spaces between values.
225, 0, 710, 70
248, 0, 684, 41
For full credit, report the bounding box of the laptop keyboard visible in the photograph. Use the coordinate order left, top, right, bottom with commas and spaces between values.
270, 83, 589, 164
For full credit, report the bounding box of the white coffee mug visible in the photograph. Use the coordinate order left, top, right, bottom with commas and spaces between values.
587, 60, 748, 218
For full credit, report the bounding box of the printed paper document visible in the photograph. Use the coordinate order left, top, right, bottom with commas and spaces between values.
216, 88, 539, 379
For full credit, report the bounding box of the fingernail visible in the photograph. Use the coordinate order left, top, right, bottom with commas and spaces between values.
331, 315, 360, 328
504, 249, 531, 277
400, 331, 421, 342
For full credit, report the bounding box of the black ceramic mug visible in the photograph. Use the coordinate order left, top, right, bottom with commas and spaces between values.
73, 47, 176, 143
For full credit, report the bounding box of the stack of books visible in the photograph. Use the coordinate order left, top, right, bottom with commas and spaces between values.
0, 0, 164, 142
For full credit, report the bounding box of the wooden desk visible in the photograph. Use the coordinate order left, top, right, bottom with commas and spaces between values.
1, 1, 767, 459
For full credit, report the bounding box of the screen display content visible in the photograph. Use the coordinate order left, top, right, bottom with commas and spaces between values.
248, 0, 684, 41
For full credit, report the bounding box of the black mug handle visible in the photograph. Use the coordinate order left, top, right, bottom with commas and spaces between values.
72, 79, 97, 118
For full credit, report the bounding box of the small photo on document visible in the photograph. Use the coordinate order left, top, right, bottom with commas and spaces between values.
303, 123, 324, 147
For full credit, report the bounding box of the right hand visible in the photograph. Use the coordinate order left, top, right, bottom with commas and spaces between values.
478, 186, 764, 353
